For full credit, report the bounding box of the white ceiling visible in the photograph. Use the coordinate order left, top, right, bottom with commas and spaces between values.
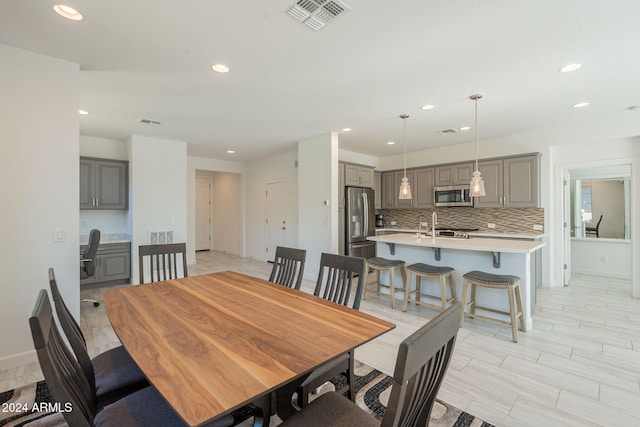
1, 0, 639, 162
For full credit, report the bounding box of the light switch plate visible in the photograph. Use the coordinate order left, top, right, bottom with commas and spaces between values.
53, 228, 65, 243
391, 221, 397, 225
487, 223, 496, 229
533, 224, 543, 231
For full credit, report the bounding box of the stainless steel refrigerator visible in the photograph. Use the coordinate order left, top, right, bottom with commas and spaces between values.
345, 186, 376, 259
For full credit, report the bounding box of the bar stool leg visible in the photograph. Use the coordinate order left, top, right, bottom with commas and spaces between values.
507, 285, 518, 342
402, 269, 412, 312
514, 281, 525, 332
388, 269, 395, 310
470, 281, 477, 316
448, 272, 457, 302
460, 279, 470, 327
439, 274, 447, 311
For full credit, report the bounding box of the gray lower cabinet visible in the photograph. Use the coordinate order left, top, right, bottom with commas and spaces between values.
475, 154, 540, 208
80, 157, 128, 210
80, 242, 131, 285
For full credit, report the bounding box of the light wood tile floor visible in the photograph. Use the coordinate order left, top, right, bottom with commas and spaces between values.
3, 251, 638, 426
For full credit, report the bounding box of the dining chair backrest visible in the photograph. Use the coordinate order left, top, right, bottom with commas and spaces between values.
48, 268, 96, 391
314, 253, 366, 309
138, 243, 188, 284
381, 302, 462, 427
80, 229, 101, 279
29, 289, 95, 427
268, 246, 306, 290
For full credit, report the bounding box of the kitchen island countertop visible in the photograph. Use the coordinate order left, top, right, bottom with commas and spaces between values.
368, 232, 544, 254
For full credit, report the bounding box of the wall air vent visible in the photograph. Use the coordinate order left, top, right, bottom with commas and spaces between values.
286, 0, 350, 31
149, 230, 174, 245
438, 129, 458, 135
140, 119, 162, 125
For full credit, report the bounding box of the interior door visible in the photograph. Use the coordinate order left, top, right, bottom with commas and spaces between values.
563, 171, 572, 285
266, 181, 287, 262
195, 174, 211, 251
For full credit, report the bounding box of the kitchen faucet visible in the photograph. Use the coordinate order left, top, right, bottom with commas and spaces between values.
432, 211, 438, 241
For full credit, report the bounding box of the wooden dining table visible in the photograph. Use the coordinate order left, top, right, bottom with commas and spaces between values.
103, 271, 395, 427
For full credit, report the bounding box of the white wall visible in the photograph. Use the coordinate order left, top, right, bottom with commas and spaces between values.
128, 135, 188, 283
80, 135, 128, 160
298, 133, 339, 280
571, 239, 632, 279
211, 172, 243, 256
0, 44, 79, 369
245, 150, 299, 261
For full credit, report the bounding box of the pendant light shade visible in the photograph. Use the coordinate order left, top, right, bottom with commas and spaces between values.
469, 94, 486, 197
398, 114, 412, 200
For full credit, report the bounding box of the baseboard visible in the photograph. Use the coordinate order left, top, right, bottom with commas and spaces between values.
571, 268, 631, 280
0, 349, 38, 371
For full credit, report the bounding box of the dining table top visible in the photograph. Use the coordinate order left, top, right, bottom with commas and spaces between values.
102, 270, 395, 426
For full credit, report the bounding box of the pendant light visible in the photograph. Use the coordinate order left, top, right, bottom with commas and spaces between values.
469, 94, 486, 197
398, 114, 412, 200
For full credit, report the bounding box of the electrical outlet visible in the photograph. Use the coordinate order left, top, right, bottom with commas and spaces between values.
487, 223, 496, 229
53, 228, 65, 243
533, 224, 543, 231
391, 221, 397, 226
420, 222, 429, 227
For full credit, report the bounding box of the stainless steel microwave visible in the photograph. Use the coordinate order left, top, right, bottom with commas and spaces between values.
434, 185, 473, 207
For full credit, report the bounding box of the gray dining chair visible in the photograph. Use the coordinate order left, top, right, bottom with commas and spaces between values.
280, 302, 462, 427
294, 253, 366, 408
138, 242, 188, 283
29, 289, 235, 427
268, 246, 306, 290
49, 268, 148, 407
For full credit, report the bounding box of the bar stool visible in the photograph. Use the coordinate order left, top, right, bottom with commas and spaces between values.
460, 270, 524, 342
364, 257, 407, 310
403, 263, 456, 312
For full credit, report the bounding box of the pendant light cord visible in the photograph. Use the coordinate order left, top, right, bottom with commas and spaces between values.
403, 116, 407, 177
474, 97, 478, 171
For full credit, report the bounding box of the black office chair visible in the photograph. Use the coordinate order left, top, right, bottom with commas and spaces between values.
268, 246, 306, 290
80, 229, 101, 307
585, 214, 603, 238
294, 253, 367, 409
280, 303, 462, 427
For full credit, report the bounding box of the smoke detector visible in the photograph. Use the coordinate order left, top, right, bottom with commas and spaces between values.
286, 0, 350, 31
438, 128, 457, 135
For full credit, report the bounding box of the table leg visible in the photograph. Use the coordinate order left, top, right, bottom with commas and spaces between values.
275, 373, 310, 421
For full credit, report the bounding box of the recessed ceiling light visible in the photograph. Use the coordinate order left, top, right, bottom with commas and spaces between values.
421, 104, 435, 110
573, 102, 590, 108
459, 126, 471, 131
212, 64, 230, 73
53, 4, 83, 21
342, 128, 352, 132
226, 150, 235, 154
559, 63, 582, 73
386, 141, 395, 145
78, 109, 89, 115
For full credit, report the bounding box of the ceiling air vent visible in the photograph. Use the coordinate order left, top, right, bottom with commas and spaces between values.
287, 0, 350, 31
140, 119, 161, 125
438, 129, 457, 135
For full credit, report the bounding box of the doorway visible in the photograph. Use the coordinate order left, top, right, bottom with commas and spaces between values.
195, 173, 212, 251
265, 180, 288, 262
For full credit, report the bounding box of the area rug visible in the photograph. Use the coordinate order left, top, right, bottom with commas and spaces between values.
1, 362, 492, 426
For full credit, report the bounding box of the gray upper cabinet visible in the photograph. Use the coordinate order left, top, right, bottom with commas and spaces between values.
413, 167, 435, 208
80, 157, 128, 210
374, 171, 381, 209
434, 163, 474, 186
474, 154, 540, 208
344, 163, 374, 188
381, 171, 415, 208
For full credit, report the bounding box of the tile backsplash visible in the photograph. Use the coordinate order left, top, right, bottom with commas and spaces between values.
377, 207, 544, 234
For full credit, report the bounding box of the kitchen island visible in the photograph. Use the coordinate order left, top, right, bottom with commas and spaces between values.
368, 233, 544, 331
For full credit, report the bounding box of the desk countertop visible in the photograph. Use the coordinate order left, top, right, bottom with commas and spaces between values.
79, 233, 130, 245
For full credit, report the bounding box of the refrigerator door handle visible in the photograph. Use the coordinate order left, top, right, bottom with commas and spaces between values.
350, 242, 374, 248
362, 192, 369, 236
